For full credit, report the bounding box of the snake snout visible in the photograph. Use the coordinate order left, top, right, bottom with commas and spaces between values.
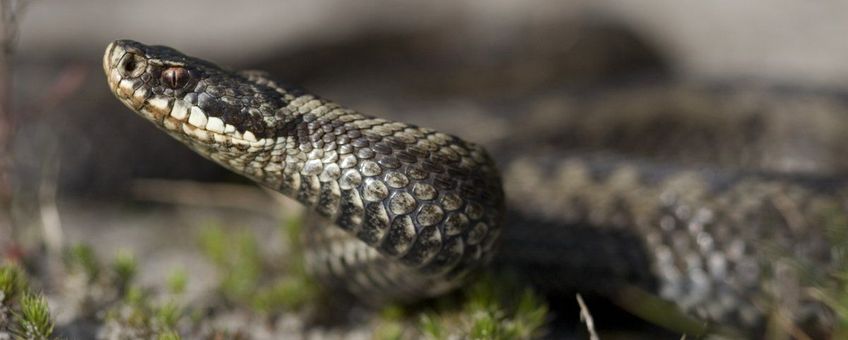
104, 40, 133, 77
105, 40, 149, 81
102, 41, 115, 76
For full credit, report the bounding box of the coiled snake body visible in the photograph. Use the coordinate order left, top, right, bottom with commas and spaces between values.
104, 40, 847, 335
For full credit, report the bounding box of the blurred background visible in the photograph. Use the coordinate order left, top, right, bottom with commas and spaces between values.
3, 0, 848, 338
7, 0, 847, 195
12, 0, 848, 195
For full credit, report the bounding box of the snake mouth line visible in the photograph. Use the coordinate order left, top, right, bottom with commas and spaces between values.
149, 104, 278, 149
108, 77, 276, 150
107, 77, 276, 153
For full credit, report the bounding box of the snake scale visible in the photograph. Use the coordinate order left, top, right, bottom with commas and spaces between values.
104, 40, 848, 336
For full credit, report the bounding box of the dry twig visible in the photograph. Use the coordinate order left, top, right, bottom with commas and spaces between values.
576, 294, 600, 340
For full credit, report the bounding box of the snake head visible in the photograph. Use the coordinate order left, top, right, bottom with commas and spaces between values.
104, 39, 292, 151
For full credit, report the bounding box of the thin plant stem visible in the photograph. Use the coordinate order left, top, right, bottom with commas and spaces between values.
0, 0, 28, 250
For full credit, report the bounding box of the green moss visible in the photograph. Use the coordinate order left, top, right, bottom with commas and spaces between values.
64, 244, 100, 283
251, 275, 317, 313
374, 305, 407, 340
0, 264, 55, 339
198, 225, 233, 266
419, 313, 445, 339
807, 205, 848, 337
275, 217, 322, 309
280, 217, 312, 277
103, 283, 187, 338
458, 273, 549, 339
14, 292, 54, 339
63, 244, 188, 339
0, 263, 27, 302
467, 310, 498, 339
157, 330, 181, 340
373, 273, 549, 339
166, 268, 188, 296
373, 321, 405, 340
112, 249, 138, 294
197, 218, 322, 314
155, 301, 182, 329
124, 285, 145, 306
199, 225, 262, 304
511, 288, 549, 337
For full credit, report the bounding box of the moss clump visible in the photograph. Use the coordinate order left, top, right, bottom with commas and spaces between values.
0, 263, 55, 340
166, 269, 187, 296
64, 247, 188, 339
265, 217, 320, 311
199, 225, 263, 304
806, 205, 848, 338
451, 273, 549, 339
16, 292, 55, 339
157, 329, 181, 340
251, 275, 316, 313
101, 284, 187, 339
374, 273, 549, 340
198, 218, 319, 314
373, 305, 407, 340
0, 263, 27, 303
111, 249, 138, 295
64, 244, 101, 283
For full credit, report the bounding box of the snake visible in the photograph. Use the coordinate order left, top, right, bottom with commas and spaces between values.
103, 39, 848, 336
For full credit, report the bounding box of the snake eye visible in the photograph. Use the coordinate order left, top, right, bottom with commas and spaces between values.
161, 67, 190, 89
118, 52, 146, 78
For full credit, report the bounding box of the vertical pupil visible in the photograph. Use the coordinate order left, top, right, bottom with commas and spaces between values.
163, 67, 187, 89
168, 69, 178, 87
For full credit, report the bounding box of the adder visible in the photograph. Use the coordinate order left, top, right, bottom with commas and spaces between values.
103, 39, 848, 336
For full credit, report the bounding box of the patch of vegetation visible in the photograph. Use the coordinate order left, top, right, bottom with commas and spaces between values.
198, 217, 319, 314
100, 250, 188, 340
251, 275, 317, 313
16, 292, 55, 339
806, 205, 848, 338
0, 263, 55, 340
199, 225, 263, 303
166, 268, 187, 296
756, 203, 848, 339
373, 305, 406, 340
374, 273, 550, 340
64, 244, 101, 283
0, 263, 27, 302
9, 215, 548, 339
111, 249, 138, 295
100, 286, 187, 339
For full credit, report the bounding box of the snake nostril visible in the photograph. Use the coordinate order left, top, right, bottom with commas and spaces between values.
118, 52, 146, 78
123, 58, 136, 73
